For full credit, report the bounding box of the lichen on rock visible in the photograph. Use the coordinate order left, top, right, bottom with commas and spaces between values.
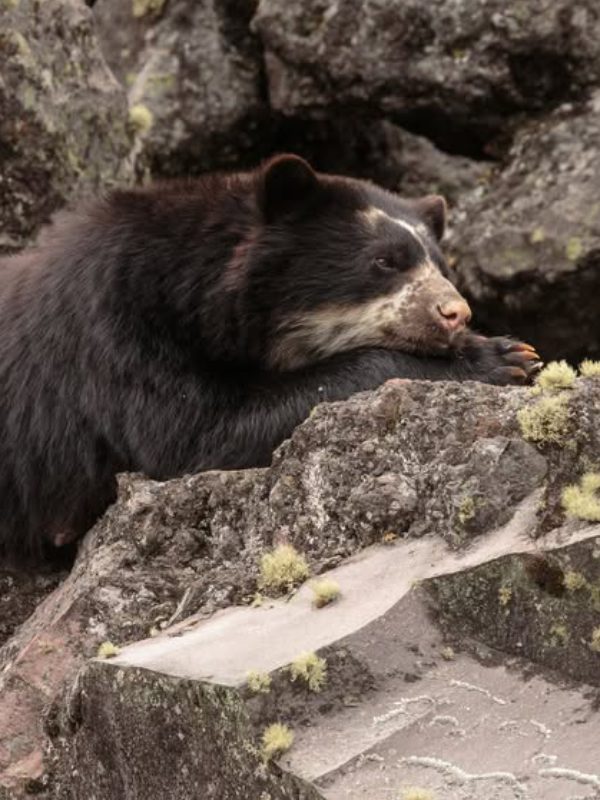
0, 0, 133, 253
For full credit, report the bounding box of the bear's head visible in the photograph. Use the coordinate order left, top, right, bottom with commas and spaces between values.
228, 154, 471, 370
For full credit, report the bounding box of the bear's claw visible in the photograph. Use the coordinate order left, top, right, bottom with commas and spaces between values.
459, 333, 544, 386
497, 339, 544, 384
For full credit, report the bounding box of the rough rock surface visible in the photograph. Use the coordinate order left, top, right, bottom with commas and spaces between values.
1, 373, 599, 795
388, 125, 493, 204
93, 0, 266, 176
91, 1, 488, 195
252, 0, 600, 155
50, 663, 321, 800
50, 524, 600, 799
448, 91, 600, 362
429, 535, 600, 686
0, 0, 132, 253
0, 569, 66, 650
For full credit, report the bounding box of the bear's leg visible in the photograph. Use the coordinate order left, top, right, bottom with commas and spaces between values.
124, 339, 540, 475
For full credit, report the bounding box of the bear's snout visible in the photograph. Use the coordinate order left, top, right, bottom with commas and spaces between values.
435, 299, 472, 333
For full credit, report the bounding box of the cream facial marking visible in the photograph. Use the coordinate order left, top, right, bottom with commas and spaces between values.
361, 207, 430, 244
268, 260, 464, 370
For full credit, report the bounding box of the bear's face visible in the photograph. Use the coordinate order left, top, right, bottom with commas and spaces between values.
249, 155, 471, 371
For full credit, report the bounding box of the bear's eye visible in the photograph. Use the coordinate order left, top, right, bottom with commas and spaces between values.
372, 256, 395, 272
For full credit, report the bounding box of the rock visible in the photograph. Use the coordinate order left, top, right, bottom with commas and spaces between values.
92, 0, 486, 197
91, 0, 163, 85
0, 567, 66, 650
93, 0, 267, 176
387, 126, 493, 205
448, 92, 600, 362
50, 528, 600, 798
0, 0, 133, 254
1, 373, 599, 794
428, 536, 600, 686
252, 0, 600, 156
49, 662, 321, 800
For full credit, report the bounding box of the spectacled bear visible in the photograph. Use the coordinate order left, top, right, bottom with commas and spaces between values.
0, 154, 540, 561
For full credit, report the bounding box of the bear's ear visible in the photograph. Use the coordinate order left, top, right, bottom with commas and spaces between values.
411, 195, 447, 241
258, 154, 322, 222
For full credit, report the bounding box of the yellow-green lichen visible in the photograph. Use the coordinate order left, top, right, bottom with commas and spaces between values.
517, 394, 571, 445
146, 73, 176, 94
129, 104, 154, 135
259, 544, 310, 595
549, 624, 569, 647
530, 227, 546, 244
589, 627, 600, 653
565, 237, 584, 262
310, 578, 341, 609
589, 583, 600, 612
6, 30, 32, 61
563, 570, 588, 592
580, 359, 600, 378
261, 723, 294, 760
132, 0, 166, 17
562, 473, 600, 522
498, 584, 512, 607
401, 789, 436, 800
440, 646, 455, 661
457, 495, 476, 526
97, 641, 121, 658
535, 360, 576, 393
246, 670, 272, 694
289, 651, 327, 692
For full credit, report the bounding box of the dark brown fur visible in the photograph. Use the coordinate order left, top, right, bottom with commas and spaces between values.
0, 155, 539, 561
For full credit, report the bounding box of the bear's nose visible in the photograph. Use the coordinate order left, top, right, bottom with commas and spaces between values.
436, 299, 472, 332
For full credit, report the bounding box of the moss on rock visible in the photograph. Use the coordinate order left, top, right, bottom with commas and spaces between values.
517, 394, 571, 445
562, 473, 600, 522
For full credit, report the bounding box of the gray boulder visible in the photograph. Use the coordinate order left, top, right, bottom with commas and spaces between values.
0, 0, 132, 253
93, 0, 266, 176
253, 0, 600, 153
448, 92, 600, 362
1, 370, 600, 795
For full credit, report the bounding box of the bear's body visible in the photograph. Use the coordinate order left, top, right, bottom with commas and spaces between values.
0, 155, 539, 560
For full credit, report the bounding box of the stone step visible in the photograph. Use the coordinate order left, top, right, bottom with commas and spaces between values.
61, 503, 600, 799
107, 490, 590, 683
282, 594, 600, 800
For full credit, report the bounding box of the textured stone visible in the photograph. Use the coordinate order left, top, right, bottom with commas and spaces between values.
253, 0, 600, 154
448, 92, 600, 362
0, 568, 65, 649
48, 662, 321, 800
1, 374, 599, 794
0, 0, 132, 253
50, 530, 600, 799
387, 125, 493, 204
94, 0, 266, 176
428, 536, 600, 686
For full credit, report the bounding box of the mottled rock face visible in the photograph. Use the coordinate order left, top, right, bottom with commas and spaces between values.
448, 93, 600, 362
0, 568, 65, 649
428, 536, 600, 686
49, 664, 321, 800
94, 0, 267, 176
0, 0, 132, 253
1, 375, 600, 795
267, 382, 547, 553
252, 0, 600, 154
